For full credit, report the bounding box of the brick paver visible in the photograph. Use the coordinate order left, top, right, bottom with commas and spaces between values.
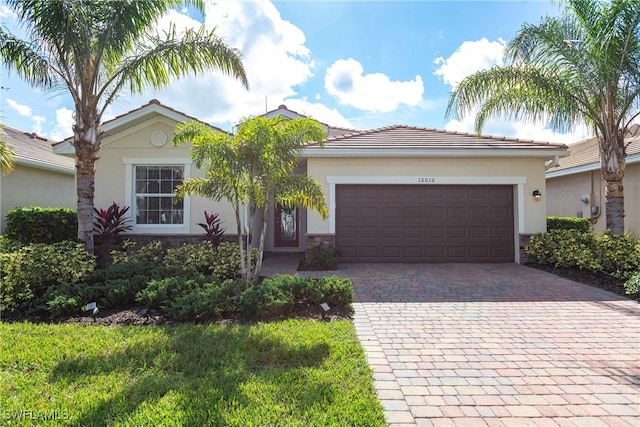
261, 256, 640, 426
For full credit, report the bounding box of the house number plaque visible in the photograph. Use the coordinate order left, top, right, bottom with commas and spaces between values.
417, 177, 436, 183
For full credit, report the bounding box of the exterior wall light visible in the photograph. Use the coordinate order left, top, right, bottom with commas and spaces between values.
532, 189, 542, 201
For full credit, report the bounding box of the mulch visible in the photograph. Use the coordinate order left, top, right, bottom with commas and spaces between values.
525, 262, 629, 297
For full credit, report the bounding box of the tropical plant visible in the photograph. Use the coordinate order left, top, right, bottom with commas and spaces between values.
447, 0, 640, 235
0, 139, 16, 175
0, 0, 248, 252
198, 210, 225, 246
93, 202, 133, 244
173, 116, 328, 284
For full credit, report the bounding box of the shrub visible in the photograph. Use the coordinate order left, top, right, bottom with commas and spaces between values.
136, 275, 212, 309
35, 282, 96, 317
624, 272, 640, 300
163, 279, 246, 321
526, 229, 640, 280
547, 216, 592, 232
0, 241, 95, 311
299, 245, 339, 271
111, 240, 164, 265
307, 276, 353, 307
239, 279, 295, 319
212, 242, 258, 281
164, 242, 217, 276
5, 206, 77, 243
592, 231, 640, 280
93, 202, 133, 244
525, 230, 599, 270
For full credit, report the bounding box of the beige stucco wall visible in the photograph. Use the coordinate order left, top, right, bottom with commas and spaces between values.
306, 156, 549, 236
0, 165, 76, 233
547, 163, 639, 236
95, 116, 237, 236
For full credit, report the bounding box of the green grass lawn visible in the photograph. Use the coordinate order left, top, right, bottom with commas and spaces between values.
0, 320, 386, 426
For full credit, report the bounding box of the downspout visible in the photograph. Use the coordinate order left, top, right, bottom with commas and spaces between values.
545, 155, 560, 170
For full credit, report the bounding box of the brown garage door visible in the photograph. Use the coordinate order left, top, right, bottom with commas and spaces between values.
336, 184, 514, 262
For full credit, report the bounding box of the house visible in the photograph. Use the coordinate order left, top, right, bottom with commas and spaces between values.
545, 131, 640, 236
0, 124, 75, 233
53, 100, 568, 263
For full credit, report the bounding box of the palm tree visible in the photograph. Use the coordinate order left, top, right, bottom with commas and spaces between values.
0, 139, 16, 175
173, 116, 328, 284
0, 0, 248, 251
447, 0, 640, 235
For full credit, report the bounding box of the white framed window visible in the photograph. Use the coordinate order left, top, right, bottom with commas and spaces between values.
123, 158, 191, 233
135, 165, 184, 225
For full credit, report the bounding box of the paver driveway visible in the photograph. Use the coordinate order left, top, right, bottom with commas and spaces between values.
261, 257, 640, 426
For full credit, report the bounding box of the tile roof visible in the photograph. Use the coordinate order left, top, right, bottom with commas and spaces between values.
546, 133, 640, 173
262, 104, 358, 138
0, 124, 74, 173
306, 125, 567, 151
53, 99, 228, 147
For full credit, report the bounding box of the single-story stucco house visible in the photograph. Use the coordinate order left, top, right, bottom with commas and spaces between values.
53, 100, 568, 263
546, 131, 640, 236
0, 124, 76, 233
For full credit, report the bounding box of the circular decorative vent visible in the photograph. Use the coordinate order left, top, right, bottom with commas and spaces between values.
150, 131, 167, 147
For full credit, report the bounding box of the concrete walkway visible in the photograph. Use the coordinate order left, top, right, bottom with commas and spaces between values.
261, 255, 640, 426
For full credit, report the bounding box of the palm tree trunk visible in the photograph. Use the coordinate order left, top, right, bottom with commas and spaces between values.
604, 181, 625, 235
74, 130, 99, 253
600, 135, 626, 235
234, 200, 246, 279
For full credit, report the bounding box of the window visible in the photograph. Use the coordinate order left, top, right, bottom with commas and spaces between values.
134, 165, 184, 225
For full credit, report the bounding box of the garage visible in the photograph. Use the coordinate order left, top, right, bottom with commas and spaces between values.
336, 184, 514, 263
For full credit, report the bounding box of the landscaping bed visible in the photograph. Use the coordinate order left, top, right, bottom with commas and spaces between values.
526, 262, 628, 297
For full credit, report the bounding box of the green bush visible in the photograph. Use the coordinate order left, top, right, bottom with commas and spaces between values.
526, 230, 599, 270
239, 280, 295, 319
111, 240, 164, 265
212, 241, 258, 280
35, 282, 96, 317
307, 276, 353, 307
624, 272, 640, 299
526, 230, 640, 280
547, 216, 592, 232
299, 245, 340, 270
0, 241, 95, 311
164, 242, 217, 276
163, 279, 246, 321
238, 275, 353, 319
5, 206, 77, 244
592, 231, 640, 280
136, 275, 212, 309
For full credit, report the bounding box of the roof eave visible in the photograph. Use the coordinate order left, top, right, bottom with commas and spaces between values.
301, 147, 569, 159
546, 152, 640, 178
16, 157, 75, 174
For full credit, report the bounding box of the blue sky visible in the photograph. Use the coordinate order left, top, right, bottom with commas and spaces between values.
0, 0, 590, 143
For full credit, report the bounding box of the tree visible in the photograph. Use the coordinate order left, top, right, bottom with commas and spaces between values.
447, 0, 640, 235
173, 116, 328, 284
0, 0, 248, 251
0, 140, 16, 175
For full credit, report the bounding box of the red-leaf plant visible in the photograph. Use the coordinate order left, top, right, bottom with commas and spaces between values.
94, 202, 133, 244
198, 210, 225, 247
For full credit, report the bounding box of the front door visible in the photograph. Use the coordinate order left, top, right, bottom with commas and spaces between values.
274, 204, 299, 248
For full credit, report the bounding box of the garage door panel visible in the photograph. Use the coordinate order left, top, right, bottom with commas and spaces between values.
336, 184, 514, 263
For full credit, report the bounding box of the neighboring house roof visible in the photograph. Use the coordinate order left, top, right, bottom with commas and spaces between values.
53, 99, 228, 156
302, 125, 568, 159
261, 104, 358, 138
0, 124, 74, 174
546, 133, 640, 178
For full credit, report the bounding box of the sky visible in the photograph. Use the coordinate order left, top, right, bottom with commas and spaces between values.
0, 0, 594, 144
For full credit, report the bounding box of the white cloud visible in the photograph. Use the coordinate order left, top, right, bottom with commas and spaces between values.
281, 98, 354, 129
324, 58, 424, 112
433, 38, 506, 89
48, 108, 74, 141
113, 0, 327, 127
0, 5, 16, 19
32, 116, 46, 134
444, 114, 591, 144
6, 98, 32, 116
